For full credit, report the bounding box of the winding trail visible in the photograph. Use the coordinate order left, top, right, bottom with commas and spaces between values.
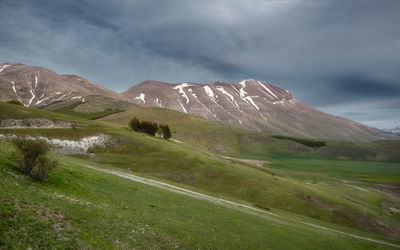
84, 165, 400, 248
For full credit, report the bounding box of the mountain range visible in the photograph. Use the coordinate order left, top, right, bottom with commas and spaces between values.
383, 126, 400, 135
0, 63, 395, 142
0, 63, 123, 107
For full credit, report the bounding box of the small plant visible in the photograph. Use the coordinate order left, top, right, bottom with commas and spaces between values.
12, 137, 58, 181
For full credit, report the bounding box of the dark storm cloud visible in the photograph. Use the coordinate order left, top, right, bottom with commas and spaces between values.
333, 76, 400, 99
0, 0, 399, 128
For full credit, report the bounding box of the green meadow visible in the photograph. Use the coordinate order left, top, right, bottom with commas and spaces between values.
1, 101, 399, 248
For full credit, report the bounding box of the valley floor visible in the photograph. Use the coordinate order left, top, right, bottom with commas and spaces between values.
1, 139, 400, 249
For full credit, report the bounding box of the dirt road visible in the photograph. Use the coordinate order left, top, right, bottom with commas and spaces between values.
84, 165, 400, 248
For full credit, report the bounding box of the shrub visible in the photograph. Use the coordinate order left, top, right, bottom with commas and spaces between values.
35, 155, 58, 181
12, 138, 58, 180
6, 100, 23, 105
272, 135, 326, 148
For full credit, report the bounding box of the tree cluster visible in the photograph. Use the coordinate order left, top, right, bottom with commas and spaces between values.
272, 135, 326, 148
159, 124, 172, 139
12, 138, 58, 181
128, 117, 171, 139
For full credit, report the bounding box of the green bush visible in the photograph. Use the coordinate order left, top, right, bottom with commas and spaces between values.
12, 138, 58, 180
6, 100, 23, 106
36, 155, 58, 181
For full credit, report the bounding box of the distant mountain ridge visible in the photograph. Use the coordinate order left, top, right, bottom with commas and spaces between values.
383, 126, 400, 135
0, 63, 395, 142
0, 63, 125, 107
122, 80, 394, 142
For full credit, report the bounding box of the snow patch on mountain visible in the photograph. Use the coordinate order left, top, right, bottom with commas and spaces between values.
204, 86, 215, 100
34, 75, 39, 89
134, 93, 146, 104
36, 97, 50, 105
28, 90, 35, 106
10, 81, 23, 104
216, 86, 242, 112
246, 96, 260, 110
383, 126, 400, 135
203, 86, 230, 114
177, 100, 187, 113
173, 82, 192, 104
155, 98, 163, 107
239, 79, 247, 87
258, 81, 278, 99
189, 88, 219, 120
234, 84, 260, 111
10, 81, 17, 94
0, 64, 11, 73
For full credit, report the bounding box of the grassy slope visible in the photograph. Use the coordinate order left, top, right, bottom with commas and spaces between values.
1, 102, 400, 242
53, 101, 125, 120
0, 141, 399, 249
99, 105, 400, 162
0, 142, 400, 249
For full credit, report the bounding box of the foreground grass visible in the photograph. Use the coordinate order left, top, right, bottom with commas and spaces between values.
1, 140, 399, 249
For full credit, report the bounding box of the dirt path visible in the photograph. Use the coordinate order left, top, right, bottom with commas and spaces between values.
84, 165, 400, 248
221, 156, 269, 167
342, 179, 400, 202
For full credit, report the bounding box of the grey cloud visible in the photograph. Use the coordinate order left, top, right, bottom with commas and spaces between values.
0, 0, 399, 127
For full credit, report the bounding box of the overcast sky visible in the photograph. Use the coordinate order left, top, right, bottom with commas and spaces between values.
1, 0, 399, 128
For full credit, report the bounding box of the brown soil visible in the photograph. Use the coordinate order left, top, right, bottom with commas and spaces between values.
221, 156, 269, 167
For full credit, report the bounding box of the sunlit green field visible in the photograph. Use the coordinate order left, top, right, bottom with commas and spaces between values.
1, 140, 399, 249
1, 101, 400, 248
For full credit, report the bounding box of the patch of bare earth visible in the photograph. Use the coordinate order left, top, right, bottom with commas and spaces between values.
221, 156, 269, 167
298, 194, 337, 211
341, 179, 400, 202
298, 193, 400, 240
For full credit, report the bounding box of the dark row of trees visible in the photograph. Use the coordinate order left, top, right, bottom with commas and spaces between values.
128, 117, 171, 139
272, 135, 326, 148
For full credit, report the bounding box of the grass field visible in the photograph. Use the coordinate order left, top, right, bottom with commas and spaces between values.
1, 140, 399, 249
52, 101, 125, 120
98, 105, 400, 162
1, 102, 400, 248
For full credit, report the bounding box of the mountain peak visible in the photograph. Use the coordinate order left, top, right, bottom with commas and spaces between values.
0, 63, 125, 107
121, 79, 393, 141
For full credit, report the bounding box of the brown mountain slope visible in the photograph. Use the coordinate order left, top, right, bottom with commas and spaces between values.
0, 63, 125, 107
122, 79, 394, 142
0, 63, 393, 142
